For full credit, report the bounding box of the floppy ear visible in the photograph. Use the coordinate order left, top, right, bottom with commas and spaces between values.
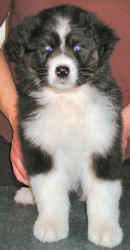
4, 15, 41, 63
94, 21, 119, 66
4, 24, 25, 63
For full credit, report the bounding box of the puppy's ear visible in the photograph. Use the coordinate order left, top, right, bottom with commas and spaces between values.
4, 16, 41, 63
94, 21, 119, 66
4, 24, 25, 63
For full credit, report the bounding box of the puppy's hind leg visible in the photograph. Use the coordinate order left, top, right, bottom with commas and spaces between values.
15, 187, 35, 205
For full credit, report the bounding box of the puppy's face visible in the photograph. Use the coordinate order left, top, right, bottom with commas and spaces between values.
22, 16, 99, 90
32, 17, 99, 90
5, 5, 119, 91
34, 18, 81, 90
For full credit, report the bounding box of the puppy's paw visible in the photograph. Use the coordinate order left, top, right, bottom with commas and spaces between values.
14, 187, 35, 205
88, 222, 123, 248
33, 214, 69, 243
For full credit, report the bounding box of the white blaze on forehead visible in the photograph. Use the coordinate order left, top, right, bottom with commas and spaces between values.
47, 17, 78, 89
56, 17, 71, 49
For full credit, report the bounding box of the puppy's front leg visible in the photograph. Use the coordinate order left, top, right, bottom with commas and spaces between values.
81, 154, 123, 248
30, 170, 70, 243
87, 178, 123, 248
20, 138, 70, 243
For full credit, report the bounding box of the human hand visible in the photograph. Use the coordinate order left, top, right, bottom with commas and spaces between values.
122, 104, 130, 156
10, 128, 29, 186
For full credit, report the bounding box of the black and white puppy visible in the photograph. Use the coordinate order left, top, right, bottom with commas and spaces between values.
4, 4, 123, 248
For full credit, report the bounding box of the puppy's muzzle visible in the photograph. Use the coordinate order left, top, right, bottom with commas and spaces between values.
56, 65, 70, 78
47, 54, 78, 89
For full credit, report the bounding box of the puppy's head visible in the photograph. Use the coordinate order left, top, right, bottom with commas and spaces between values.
4, 5, 119, 91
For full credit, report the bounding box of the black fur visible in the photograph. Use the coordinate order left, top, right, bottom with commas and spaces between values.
19, 136, 53, 176
4, 4, 122, 180
93, 139, 122, 180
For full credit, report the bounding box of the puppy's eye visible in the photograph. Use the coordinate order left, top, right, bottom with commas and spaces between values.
74, 44, 82, 52
44, 45, 53, 52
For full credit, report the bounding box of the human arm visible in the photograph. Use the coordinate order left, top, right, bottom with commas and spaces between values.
122, 104, 130, 156
0, 50, 29, 185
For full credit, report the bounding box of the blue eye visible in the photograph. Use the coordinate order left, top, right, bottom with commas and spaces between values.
44, 45, 52, 51
74, 44, 82, 51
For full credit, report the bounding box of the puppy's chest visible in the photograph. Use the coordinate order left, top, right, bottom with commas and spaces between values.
23, 86, 114, 155
23, 88, 89, 151
46, 94, 86, 131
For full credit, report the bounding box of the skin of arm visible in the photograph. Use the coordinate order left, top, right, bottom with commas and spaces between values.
122, 104, 130, 155
0, 50, 29, 185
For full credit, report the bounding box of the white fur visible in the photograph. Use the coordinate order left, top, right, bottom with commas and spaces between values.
30, 171, 70, 243
20, 84, 122, 246
15, 187, 35, 205
23, 85, 118, 155
81, 166, 123, 248
56, 17, 70, 50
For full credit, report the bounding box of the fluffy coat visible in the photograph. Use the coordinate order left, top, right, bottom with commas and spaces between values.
4, 5, 123, 248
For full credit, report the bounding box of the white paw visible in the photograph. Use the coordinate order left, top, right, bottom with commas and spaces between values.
14, 187, 35, 205
33, 214, 69, 243
88, 223, 123, 248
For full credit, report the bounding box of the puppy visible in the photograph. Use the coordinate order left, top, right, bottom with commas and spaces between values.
4, 4, 123, 248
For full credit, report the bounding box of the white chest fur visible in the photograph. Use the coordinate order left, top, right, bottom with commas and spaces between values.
22, 85, 117, 157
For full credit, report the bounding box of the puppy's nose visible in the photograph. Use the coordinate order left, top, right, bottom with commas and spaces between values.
56, 65, 70, 78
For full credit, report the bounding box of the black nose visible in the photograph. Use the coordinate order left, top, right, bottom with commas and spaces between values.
56, 65, 70, 78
